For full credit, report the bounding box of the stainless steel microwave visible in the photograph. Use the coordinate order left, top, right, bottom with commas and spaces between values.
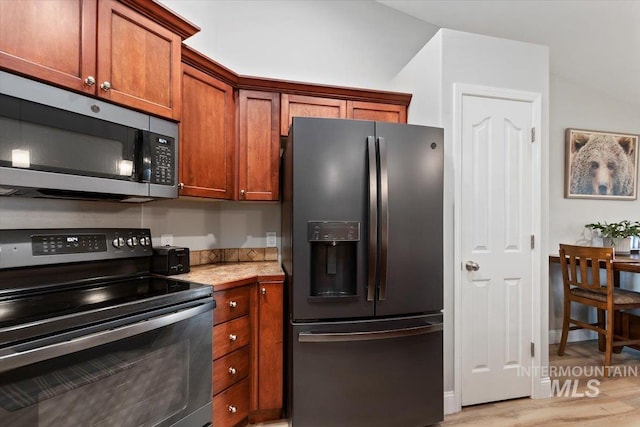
0, 71, 178, 202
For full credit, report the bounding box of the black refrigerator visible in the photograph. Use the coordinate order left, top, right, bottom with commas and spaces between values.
282, 117, 443, 427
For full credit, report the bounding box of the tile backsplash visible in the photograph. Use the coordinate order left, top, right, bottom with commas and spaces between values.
191, 247, 278, 266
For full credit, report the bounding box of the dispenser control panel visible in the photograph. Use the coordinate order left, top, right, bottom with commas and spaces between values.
307, 221, 360, 242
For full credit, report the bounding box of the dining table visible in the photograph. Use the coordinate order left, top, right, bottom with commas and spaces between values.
550, 251, 640, 351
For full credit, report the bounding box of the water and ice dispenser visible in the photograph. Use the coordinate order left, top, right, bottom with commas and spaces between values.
308, 221, 360, 298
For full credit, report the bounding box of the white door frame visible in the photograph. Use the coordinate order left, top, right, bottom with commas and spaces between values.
452, 83, 549, 412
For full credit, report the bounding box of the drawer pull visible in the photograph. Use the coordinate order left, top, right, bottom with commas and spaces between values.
261, 287, 266, 295
228, 405, 237, 414
229, 334, 237, 341
228, 367, 237, 375
229, 300, 238, 308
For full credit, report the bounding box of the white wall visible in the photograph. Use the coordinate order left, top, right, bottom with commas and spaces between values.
391, 28, 550, 402
548, 74, 640, 335
159, 0, 437, 89
0, 197, 280, 249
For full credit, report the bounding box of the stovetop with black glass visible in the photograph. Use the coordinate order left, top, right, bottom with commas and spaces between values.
0, 228, 213, 349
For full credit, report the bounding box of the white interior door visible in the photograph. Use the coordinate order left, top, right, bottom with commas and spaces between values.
460, 94, 534, 406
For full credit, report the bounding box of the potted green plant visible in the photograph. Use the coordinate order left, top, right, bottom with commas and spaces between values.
585, 220, 640, 254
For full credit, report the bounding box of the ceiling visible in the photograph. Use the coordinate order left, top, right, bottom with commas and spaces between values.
378, 0, 640, 108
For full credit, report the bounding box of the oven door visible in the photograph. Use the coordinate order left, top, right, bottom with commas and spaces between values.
0, 301, 213, 427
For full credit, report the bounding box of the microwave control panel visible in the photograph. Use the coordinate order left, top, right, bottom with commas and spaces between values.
150, 134, 175, 186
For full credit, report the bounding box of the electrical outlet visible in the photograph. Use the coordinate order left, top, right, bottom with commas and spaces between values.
266, 232, 277, 248
160, 234, 173, 246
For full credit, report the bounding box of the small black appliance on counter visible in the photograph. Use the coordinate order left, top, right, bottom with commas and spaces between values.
152, 246, 191, 275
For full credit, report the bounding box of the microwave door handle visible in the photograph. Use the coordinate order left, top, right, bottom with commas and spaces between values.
367, 136, 377, 302
0, 301, 214, 373
139, 130, 151, 183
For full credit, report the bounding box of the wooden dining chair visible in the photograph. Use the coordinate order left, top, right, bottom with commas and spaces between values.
558, 244, 640, 374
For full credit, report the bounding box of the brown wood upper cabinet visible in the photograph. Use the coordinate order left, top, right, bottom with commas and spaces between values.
280, 94, 347, 136
238, 90, 281, 201
347, 100, 407, 123
180, 64, 235, 199
0, 0, 186, 120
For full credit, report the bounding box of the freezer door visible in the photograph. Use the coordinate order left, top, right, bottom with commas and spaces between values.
289, 118, 375, 320
375, 122, 443, 316
290, 316, 443, 427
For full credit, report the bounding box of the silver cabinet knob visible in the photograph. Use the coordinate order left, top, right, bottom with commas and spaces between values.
240, 189, 246, 197
228, 405, 237, 414
84, 76, 96, 86
228, 367, 237, 375
100, 81, 111, 91
465, 261, 480, 271
229, 300, 237, 308
261, 287, 266, 295
229, 334, 237, 341
178, 182, 184, 190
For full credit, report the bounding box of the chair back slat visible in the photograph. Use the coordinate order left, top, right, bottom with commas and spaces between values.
559, 244, 614, 295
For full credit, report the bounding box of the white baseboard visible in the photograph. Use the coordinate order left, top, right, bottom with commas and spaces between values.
443, 390, 458, 415
532, 375, 551, 399
548, 328, 597, 345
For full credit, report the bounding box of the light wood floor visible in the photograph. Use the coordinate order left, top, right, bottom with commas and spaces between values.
439, 341, 640, 426
253, 341, 640, 426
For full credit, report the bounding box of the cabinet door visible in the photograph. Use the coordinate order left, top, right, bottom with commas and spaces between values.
238, 90, 280, 201
180, 64, 235, 199
280, 94, 346, 136
0, 0, 97, 94
347, 100, 407, 123
252, 282, 284, 418
97, 0, 181, 119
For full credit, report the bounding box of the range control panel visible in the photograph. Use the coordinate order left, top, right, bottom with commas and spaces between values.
0, 228, 153, 269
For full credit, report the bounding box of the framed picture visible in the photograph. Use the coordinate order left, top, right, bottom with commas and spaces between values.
565, 128, 638, 200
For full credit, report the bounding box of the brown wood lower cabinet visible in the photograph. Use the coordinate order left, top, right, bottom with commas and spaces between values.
213, 377, 250, 427
212, 280, 283, 426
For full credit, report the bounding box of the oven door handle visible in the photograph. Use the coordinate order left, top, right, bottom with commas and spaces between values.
0, 301, 214, 373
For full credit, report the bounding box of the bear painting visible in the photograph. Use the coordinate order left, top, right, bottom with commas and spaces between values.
566, 129, 638, 199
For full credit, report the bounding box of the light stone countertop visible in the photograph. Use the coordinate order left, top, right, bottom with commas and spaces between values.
172, 261, 284, 291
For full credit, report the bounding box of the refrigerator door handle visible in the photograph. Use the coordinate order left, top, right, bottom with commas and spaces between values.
367, 136, 377, 302
298, 323, 443, 343
378, 136, 389, 300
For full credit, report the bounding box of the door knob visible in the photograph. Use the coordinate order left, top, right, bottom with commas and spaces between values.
465, 261, 480, 271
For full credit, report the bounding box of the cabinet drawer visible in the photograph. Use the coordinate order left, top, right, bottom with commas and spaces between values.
214, 286, 251, 325
213, 315, 250, 359
213, 377, 249, 427
213, 346, 250, 395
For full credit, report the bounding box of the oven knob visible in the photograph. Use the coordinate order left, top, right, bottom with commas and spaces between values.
112, 237, 125, 248
126, 237, 138, 248
139, 236, 151, 246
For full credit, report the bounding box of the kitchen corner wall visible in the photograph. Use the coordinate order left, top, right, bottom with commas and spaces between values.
0, 197, 281, 250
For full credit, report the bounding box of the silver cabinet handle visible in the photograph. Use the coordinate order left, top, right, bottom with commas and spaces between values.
465, 261, 480, 271
100, 81, 111, 91
84, 76, 96, 86
228, 405, 237, 413
229, 301, 237, 308
178, 182, 184, 190
261, 287, 266, 295
229, 334, 237, 341
240, 189, 246, 197
228, 367, 237, 375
